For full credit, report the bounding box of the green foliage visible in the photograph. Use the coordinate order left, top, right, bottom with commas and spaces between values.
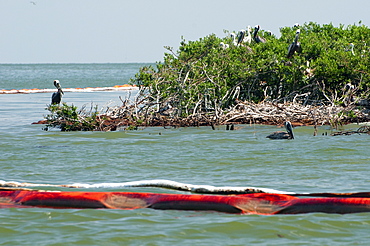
45, 103, 99, 131
132, 22, 370, 117
341, 109, 356, 118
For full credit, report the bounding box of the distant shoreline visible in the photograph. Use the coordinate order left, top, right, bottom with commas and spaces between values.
0, 62, 156, 65
0, 85, 138, 94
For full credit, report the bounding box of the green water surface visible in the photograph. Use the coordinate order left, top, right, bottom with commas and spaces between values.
1, 65, 370, 245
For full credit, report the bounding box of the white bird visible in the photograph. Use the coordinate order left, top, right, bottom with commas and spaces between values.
243, 26, 252, 44
347, 43, 355, 55
230, 33, 237, 46
220, 42, 229, 49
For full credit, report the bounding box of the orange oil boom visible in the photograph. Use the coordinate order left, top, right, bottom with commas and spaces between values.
1, 189, 370, 214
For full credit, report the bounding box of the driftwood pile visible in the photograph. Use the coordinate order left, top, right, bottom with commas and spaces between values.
221, 101, 346, 125
39, 87, 370, 132
331, 125, 370, 136
101, 99, 370, 130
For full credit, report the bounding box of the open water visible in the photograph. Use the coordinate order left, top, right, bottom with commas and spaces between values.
1, 64, 370, 245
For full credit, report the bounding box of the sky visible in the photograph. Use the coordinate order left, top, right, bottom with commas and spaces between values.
1, 0, 370, 64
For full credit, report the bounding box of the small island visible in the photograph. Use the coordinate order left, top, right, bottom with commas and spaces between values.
42, 22, 370, 133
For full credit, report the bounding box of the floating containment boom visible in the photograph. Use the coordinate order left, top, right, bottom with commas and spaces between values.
2, 188, 370, 214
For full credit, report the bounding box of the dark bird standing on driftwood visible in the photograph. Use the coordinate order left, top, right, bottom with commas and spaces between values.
253, 25, 266, 43
287, 29, 301, 58
266, 121, 294, 139
51, 80, 64, 104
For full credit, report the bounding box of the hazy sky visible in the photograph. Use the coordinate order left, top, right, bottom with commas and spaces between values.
1, 0, 370, 63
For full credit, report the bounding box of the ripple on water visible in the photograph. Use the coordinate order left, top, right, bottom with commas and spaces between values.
1, 208, 370, 245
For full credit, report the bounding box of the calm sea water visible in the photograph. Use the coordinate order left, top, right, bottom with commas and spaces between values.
1, 64, 370, 245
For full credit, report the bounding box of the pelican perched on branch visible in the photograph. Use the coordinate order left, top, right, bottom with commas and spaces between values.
220, 42, 229, 49
266, 121, 294, 139
237, 29, 246, 46
244, 26, 252, 44
230, 33, 237, 46
253, 25, 266, 43
51, 80, 64, 104
157, 103, 177, 116
287, 29, 301, 58
346, 43, 355, 55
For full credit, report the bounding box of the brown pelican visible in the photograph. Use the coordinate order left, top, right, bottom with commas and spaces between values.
157, 103, 176, 116
253, 25, 266, 43
51, 80, 64, 104
266, 121, 294, 139
237, 29, 246, 46
287, 29, 301, 58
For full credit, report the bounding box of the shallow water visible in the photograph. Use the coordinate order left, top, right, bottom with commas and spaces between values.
1, 64, 370, 245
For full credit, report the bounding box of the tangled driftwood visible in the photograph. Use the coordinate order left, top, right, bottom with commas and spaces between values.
100, 99, 370, 129
38, 85, 370, 132
331, 125, 370, 136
